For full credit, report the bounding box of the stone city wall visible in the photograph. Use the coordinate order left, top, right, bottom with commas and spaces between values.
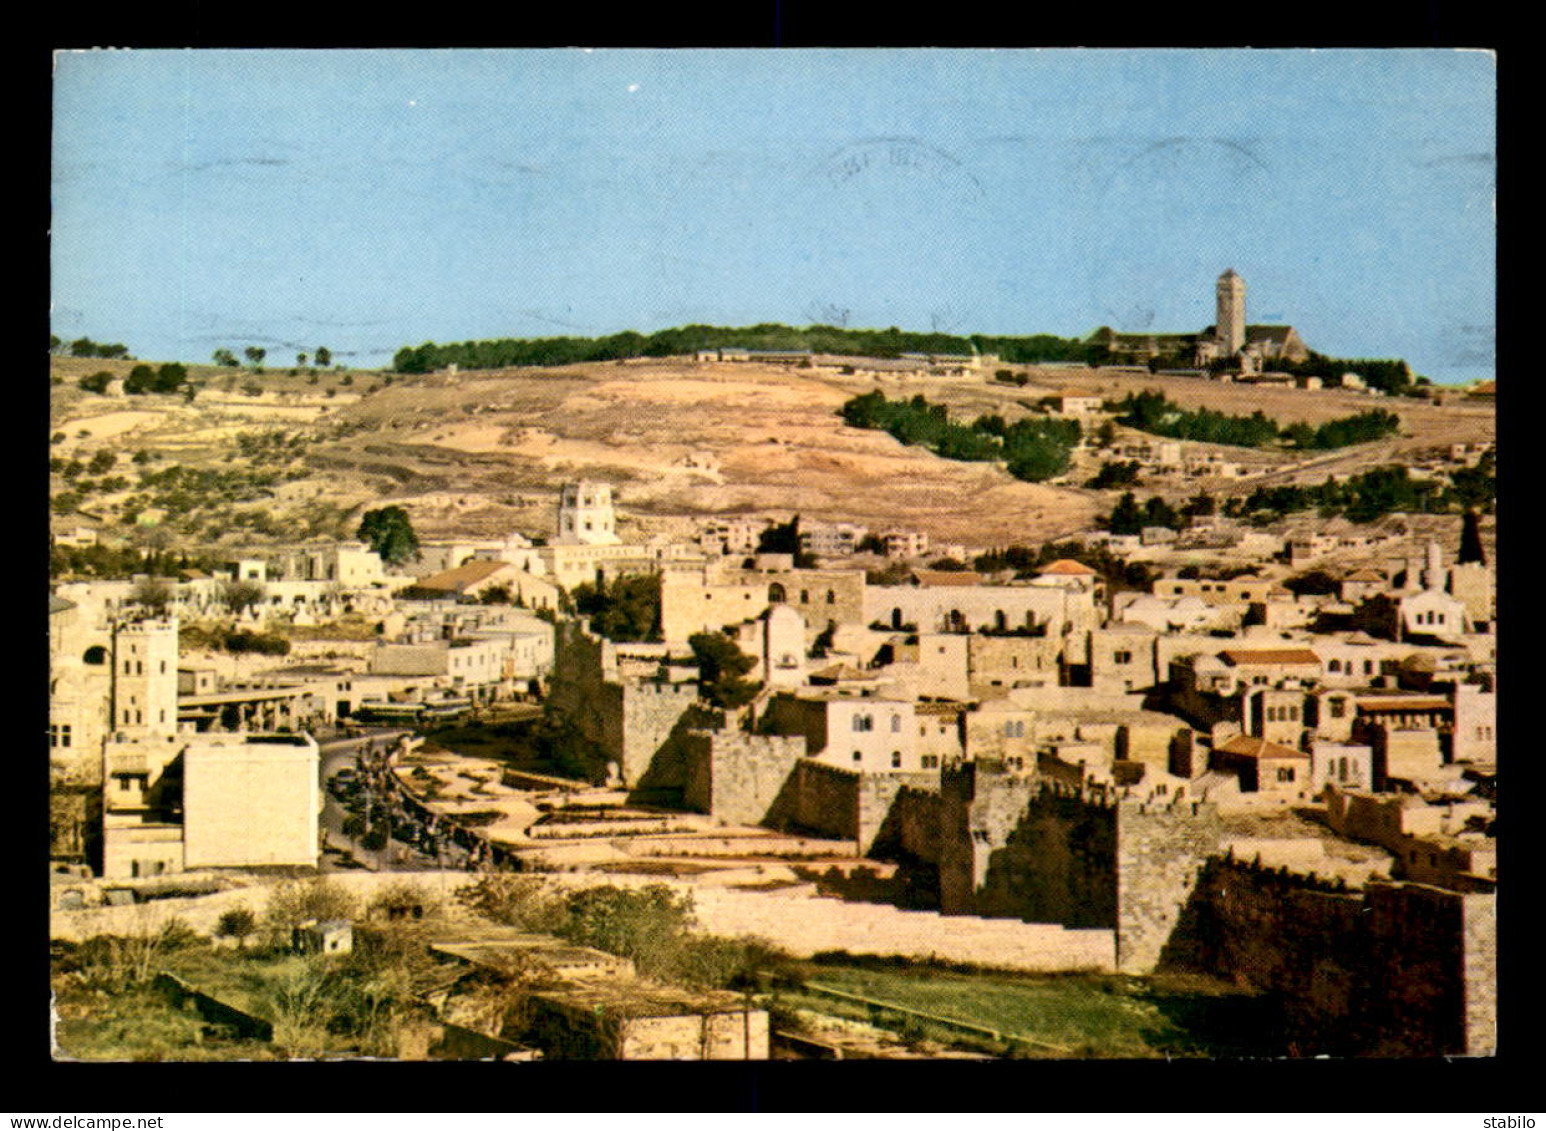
1168, 854, 1496, 1056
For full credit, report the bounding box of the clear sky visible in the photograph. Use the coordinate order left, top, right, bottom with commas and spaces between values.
52, 48, 1495, 383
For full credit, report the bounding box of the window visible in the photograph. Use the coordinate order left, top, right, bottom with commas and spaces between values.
800, 590, 809, 603
769, 583, 786, 604
826, 590, 836, 604
1288, 705, 1299, 721
1276, 767, 1296, 782
160, 660, 167, 674
891, 716, 901, 733
921, 755, 939, 769
1364, 661, 1374, 675
891, 751, 902, 768
1329, 698, 1347, 719
853, 751, 863, 763
1329, 659, 1342, 673
1114, 650, 1132, 665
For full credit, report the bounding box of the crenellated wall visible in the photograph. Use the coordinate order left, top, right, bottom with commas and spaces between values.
1168, 853, 1496, 1056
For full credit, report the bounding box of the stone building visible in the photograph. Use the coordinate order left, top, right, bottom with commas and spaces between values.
545, 620, 701, 789
1088, 270, 1310, 370
554, 480, 621, 546
937, 766, 1221, 973
101, 732, 321, 879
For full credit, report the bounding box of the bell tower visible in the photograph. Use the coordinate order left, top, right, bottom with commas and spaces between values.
1216, 269, 1246, 357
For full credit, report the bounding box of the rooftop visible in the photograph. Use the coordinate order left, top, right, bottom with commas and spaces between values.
1219, 648, 1321, 667
1038, 559, 1098, 577
1214, 734, 1309, 761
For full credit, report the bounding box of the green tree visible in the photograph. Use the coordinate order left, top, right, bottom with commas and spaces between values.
87, 450, 117, 475
314, 346, 332, 368
212, 348, 239, 367
356, 506, 419, 566
1142, 495, 1181, 530
1458, 508, 1486, 565
214, 907, 258, 951
217, 577, 268, 617
1106, 492, 1144, 536
153, 363, 189, 393
123, 364, 156, 394
572, 573, 661, 642
129, 576, 175, 616
78, 371, 113, 394
688, 632, 761, 709
244, 346, 266, 369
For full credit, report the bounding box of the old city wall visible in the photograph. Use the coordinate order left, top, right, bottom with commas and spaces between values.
619, 681, 701, 788
854, 771, 940, 856
788, 760, 861, 843
1166, 855, 1496, 1056
973, 784, 1118, 928
546, 622, 623, 759
783, 761, 935, 852
1114, 797, 1222, 973
684, 730, 807, 827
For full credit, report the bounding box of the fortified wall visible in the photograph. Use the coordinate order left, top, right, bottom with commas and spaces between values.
1167, 853, 1496, 1056
683, 730, 805, 827
936, 764, 1221, 973
546, 620, 700, 788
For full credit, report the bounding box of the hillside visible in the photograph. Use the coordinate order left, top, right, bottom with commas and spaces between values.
48, 356, 1494, 554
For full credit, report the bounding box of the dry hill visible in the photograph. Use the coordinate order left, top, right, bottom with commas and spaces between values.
48, 355, 1494, 554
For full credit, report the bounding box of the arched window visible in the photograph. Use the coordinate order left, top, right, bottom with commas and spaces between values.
891, 607, 904, 629
768, 583, 786, 604
826, 590, 836, 604
83, 645, 107, 665
1328, 659, 1342, 673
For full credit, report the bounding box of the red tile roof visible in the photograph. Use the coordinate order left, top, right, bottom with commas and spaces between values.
1214, 734, 1308, 760
1219, 648, 1321, 666
910, 570, 983, 587
1038, 559, 1097, 576
412, 559, 512, 593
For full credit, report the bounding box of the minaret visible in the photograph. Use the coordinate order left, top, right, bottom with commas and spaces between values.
1216, 269, 1246, 357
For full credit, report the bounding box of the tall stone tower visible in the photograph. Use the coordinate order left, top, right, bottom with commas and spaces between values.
554, 481, 621, 546
1216, 269, 1246, 357
110, 617, 180, 740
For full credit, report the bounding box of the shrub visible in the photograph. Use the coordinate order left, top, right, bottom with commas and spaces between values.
214, 907, 259, 950
455, 874, 568, 934
264, 878, 358, 937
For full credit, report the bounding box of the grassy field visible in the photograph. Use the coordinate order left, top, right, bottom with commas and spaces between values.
53, 981, 282, 1062
778, 961, 1286, 1059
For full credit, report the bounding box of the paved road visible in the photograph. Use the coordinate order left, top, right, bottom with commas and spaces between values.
316, 728, 439, 874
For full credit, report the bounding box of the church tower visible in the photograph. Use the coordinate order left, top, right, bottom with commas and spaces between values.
554, 481, 622, 546
1216, 269, 1246, 357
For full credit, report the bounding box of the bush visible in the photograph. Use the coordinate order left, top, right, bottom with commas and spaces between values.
367, 880, 443, 924
214, 907, 259, 949
78, 371, 113, 394
561, 884, 696, 974
264, 878, 358, 937
455, 874, 568, 933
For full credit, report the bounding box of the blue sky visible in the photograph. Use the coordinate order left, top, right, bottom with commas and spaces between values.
52, 49, 1495, 383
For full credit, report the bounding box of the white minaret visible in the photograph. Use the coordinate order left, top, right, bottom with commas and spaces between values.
554, 481, 621, 546
1216, 269, 1246, 357
1423, 538, 1445, 591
